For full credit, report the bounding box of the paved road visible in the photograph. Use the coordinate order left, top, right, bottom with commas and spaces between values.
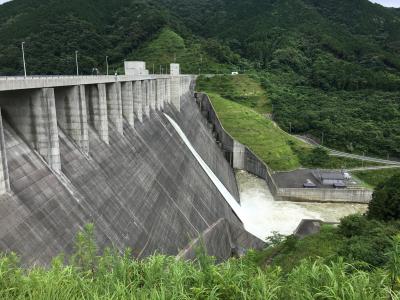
294, 135, 400, 166
348, 165, 400, 172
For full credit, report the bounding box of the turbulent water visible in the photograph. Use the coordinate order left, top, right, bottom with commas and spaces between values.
165, 113, 366, 242
236, 170, 367, 241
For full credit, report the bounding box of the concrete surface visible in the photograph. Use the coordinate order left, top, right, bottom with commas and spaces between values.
0, 75, 261, 265
273, 169, 332, 189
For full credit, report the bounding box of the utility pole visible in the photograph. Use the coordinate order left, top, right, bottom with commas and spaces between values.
21, 42, 27, 78
321, 132, 324, 146
160, 65, 162, 74
106, 56, 109, 75
152, 64, 155, 74
289, 122, 292, 134
75, 51, 79, 76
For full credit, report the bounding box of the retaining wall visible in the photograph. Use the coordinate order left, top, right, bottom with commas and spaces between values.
278, 187, 372, 203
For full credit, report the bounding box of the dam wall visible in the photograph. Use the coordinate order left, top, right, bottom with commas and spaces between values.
0, 66, 262, 265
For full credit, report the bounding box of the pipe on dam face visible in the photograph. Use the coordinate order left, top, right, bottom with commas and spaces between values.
164, 113, 243, 222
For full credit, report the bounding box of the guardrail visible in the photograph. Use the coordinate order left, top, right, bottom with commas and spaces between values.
0, 75, 114, 80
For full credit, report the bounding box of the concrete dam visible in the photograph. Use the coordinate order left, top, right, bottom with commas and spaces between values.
0, 63, 263, 265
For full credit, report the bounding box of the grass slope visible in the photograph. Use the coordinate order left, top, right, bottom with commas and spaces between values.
353, 168, 400, 188
198, 74, 272, 114
204, 90, 306, 171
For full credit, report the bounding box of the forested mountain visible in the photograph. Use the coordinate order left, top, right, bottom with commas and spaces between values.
0, 0, 399, 158
0, 0, 399, 76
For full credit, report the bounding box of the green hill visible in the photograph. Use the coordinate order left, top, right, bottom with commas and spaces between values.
126, 28, 240, 74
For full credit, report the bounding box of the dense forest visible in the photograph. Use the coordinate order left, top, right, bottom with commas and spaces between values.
0, 0, 399, 157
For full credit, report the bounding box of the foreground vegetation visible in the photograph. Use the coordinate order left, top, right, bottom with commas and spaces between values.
0, 222, 399, 300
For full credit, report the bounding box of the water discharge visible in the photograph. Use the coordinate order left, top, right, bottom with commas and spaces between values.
237, 170, 367, 240
165, 113, 367, 242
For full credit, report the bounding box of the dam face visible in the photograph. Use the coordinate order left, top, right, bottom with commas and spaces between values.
0, 65, 262, 265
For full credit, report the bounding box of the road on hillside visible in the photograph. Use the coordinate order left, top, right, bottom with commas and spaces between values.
347, 165, 400, 172
294, 135, 400, 166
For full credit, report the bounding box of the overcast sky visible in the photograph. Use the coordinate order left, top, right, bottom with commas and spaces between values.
0, 0, 399, 7
370, 0, 400, 7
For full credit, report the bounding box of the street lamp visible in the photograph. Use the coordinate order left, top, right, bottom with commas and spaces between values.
21, 42, 27, 78
106, 56, 109, 75
75, 51, 79, 76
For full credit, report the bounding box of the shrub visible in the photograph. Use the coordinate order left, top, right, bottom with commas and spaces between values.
368, 174, 400, 221
338, 214, 370, 238
338, 214, 400, 267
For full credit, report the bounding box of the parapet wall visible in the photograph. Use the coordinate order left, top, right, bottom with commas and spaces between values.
0, 73, 262, 265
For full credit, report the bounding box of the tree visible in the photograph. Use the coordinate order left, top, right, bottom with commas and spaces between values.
367, 174, 400, 221
304, 147, 330, 167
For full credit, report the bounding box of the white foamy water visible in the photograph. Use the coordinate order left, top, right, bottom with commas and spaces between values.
236, 170, 367, 240
164, 113, 367, 242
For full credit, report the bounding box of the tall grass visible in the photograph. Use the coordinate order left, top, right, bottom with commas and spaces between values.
0, 225, 399, 299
